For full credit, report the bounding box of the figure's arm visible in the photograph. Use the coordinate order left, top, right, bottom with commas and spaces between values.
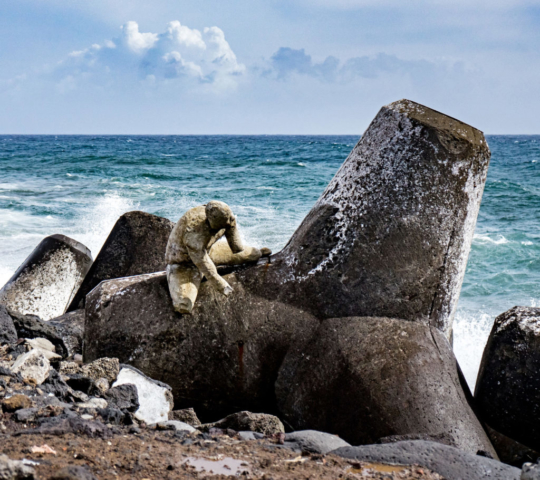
225, 217, 244, 253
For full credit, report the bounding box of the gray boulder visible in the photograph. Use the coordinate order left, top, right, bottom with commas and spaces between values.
276, 317, 495, 456
0, 454, 36, 479
84, 100, 489, 424
284, 430, 350, 454
104, 384, 139, 413
331, 440, 520, 480
0, 305, 17, 344
0, 234, 92, 320
67, 211, 174, 311
475, 307, 540, 451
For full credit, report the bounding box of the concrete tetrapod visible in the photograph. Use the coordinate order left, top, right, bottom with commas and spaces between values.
475, 307, 540, 451
0, 235, 92, 320
67, 211, 174, 311
84, 100, 490, 444
276, 316, 495, 455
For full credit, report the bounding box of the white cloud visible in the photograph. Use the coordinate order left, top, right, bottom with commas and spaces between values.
54, 20, 245, 90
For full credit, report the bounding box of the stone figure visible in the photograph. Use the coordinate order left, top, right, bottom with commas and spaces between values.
165, 201, 271, 314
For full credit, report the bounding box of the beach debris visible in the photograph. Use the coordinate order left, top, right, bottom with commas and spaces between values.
30, 444, 57, 455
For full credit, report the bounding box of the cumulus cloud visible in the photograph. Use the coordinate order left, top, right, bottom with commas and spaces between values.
54, 20, 245, 90
267, 47, 461, 84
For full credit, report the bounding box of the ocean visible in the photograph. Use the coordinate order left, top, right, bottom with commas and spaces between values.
1, 134, 539, 388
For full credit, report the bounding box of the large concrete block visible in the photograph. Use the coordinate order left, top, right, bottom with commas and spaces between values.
276, 317, 495, 455
67, 211, 174, 311
475, 307, 540, 451
0, 235, 92, 320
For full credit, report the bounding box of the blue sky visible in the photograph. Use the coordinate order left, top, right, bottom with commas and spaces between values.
1, 0, 539, 134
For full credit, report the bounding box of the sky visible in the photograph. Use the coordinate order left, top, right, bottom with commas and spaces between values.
1, 0, 539, 134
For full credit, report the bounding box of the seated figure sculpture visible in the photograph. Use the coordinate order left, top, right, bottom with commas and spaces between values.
165, 201, 271, 314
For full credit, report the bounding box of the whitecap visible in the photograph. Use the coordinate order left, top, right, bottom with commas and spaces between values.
297, 163, 306, 167
522, 241, 533, 246
473, 233, 509, 245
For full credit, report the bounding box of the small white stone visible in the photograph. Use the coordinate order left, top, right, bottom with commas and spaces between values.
11, 350, 51, 385
80, 414, 94, 420
25, 337, 56, 353
77, 397, 108, 409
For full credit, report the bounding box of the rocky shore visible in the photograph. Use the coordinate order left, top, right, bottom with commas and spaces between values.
1, 99, 539, 479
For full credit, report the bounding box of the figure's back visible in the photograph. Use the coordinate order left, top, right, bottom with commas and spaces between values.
165, 206, 207, 264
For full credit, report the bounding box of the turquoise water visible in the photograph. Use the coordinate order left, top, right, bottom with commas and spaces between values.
1, 134, 539, 387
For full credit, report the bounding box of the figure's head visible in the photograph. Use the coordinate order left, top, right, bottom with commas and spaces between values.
206, 201, 234, 230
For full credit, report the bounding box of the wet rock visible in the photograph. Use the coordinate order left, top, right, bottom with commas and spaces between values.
48, 310, 84, 357
9, 311, 68, 358
332, 440, 520, 480
475, 307, 540, 451
67, 211, 174, 311
169, 408, 201, 427
522, 463, 540, 480
48, 465, 97, 480
11, 350, 51, 385
485, 424, 540, 468
2, 394, 33, 412
276, 317, 496, 456
283, 430, 350, 454
0, 305, 17, 344
0, 234, 92, 320
203, 411, 284, 436
80, 357, 119, 383
0, 454, 36, 479
112, 365, 172, 424
104, 384, 139, 413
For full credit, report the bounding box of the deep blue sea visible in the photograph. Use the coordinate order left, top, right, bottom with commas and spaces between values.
1, 135, 539, 387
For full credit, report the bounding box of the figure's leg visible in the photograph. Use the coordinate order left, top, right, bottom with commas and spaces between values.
166, 263, 202, 314
209, 242, 264, 266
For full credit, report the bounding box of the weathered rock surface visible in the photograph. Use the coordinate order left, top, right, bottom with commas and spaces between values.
67, 211, 174, 311
48, 310, 84, 357
2, 394, 33, 412
104, 384, 139, 413
522, 463, 540, 480
0, 235, 92, 320
0, 305, 17, 344
475, 306, 540, 451
48, 466, 97, 480
485, 424, 540, 468
0, 454, 36, 479
332, 441, 520, 480
284, 430, 350, 454
11, 349, 51, 385
169, 407, 201, 427
112, 365, 173, 424
276, 317, 495, 455
202, 411, 285, 436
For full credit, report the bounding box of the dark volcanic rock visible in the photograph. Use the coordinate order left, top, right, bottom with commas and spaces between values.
276, 317, 495, 455
332, 440, 520, 480
84, 100, 489, 426
378, 433, 455, 447
475, 307, 540, 451
0, 234, 92, 320
104, 384, 139, 413
67, 211, 174, 311
9, 310, 68, 358
41, 370, 71, 400
485, 424, 540, 468
49, 466, 98, 480
65, 374, 95, 395
0, 304, 17, 344
48, 310, 84, 357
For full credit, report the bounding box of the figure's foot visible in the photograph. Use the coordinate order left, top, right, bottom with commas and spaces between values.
174, 299, 194, 315
261, 247, 272, 257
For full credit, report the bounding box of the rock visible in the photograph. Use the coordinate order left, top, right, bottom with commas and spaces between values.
40, 370, 70, 400
378, 432, 455, 447
97, 408, 125, 426
203, 411, 284, 436
169, 408, 201, 427
283, 430, 350, 454
49, 465, 97, 480
11, 350, 51, 385
93, 377, 110, 395
0, 234, 92, 320
0, 454, 36, 479
15, 415, 112, 438
0, 305, 17, 344
67, 211, 174, 311
58, 361, 81, 376
522, 463, 540, 480
485, 424, 540, 468
112, 365, 172, 424
80, 357, 119, 383
32, 348, 61, 362
156, 420, 195, 432
104, 384, 139, 413
15, 408, 38, 423
475, 307, 540, 451
84, 100, 489, 420
76, 397, 108, 409
332, 440, 520, 480
238, 431, 264, 441
276, 317, 496, 456
48, 310, 84, 357
64, 374, 95, 395
9, 311, 68, 358
2, 394, 33, 412
25, 338, 55, 353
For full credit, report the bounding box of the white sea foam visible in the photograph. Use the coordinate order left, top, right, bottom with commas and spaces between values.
473, 233, 509, 245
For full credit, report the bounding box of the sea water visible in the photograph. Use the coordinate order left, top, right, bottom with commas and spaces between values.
1, 134, 539, 388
